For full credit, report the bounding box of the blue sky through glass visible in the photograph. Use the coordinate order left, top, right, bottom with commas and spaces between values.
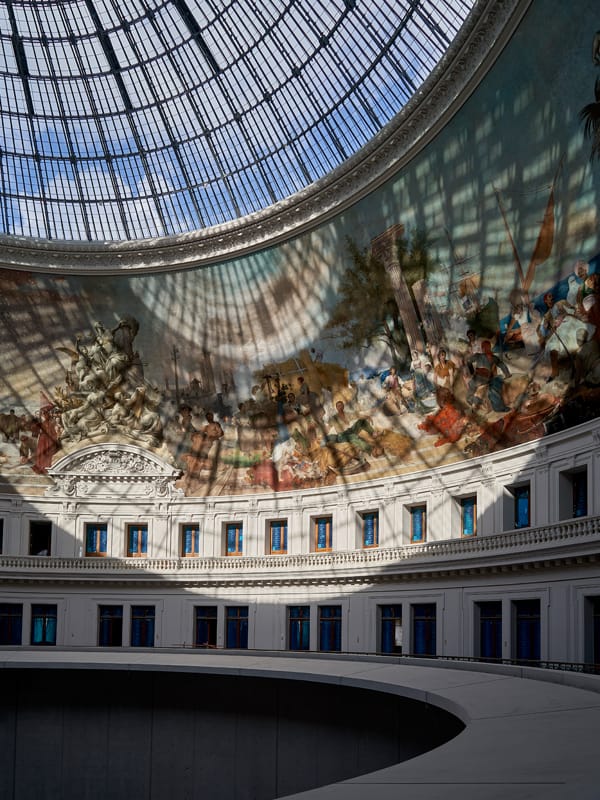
0, 0, 474, 241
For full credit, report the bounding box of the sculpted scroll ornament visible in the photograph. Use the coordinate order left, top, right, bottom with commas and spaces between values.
46, 445, 182, 499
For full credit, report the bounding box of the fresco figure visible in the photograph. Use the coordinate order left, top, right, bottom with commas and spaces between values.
418, 388, 472, 447
433, 349, 457, 402
182, 412, 224, 478
537, 291, 594, 382
467, 341, 511, 412
61, 386, 108, 442
0, 409, 21, 442
576, 273, 600, 337
32, 405, 60, 474
496, 298, 532, 356
326, 401, 374, 451
574, 328, 600, 385
382, 366, 409, 415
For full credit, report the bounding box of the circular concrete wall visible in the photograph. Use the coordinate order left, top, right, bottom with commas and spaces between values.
0, 667, 463, 800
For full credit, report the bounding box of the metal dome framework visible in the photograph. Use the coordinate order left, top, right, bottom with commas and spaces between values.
0, 0, 474, 242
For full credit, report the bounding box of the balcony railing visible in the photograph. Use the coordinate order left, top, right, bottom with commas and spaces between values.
0, 515, 599, 582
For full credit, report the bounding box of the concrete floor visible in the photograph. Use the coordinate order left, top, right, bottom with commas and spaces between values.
1, 649, 599, 799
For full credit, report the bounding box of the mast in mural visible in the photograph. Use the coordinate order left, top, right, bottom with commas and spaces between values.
442, 229, 482, 318
494, 156, 563, 296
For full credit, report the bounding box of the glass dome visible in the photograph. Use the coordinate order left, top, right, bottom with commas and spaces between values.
0, 0, 474, 242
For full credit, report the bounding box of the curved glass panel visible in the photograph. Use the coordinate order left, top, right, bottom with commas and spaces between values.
0, 0, 474, 241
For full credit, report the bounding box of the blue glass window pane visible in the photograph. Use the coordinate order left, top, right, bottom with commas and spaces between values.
288, 606, 310, 651
316, 518, 330, 550
461, 497, 476, 536
131, 606, 155, 647
239, 619, 248, 649
363, 513, 377, 547
573, 473, 588, 518
0, 603, 23, 645
478, 601, 502, 659
271, 521, 287, 552
272, 523, 281, 551
88, 524, 108, 554
319, 606, 341, 652
32, 617, 43, 644
184, 525, 199, 554
413, 604, 436, 656
380, 605, 402, 654
592, 598, 600, 666
128, 525, 148, 554
195, 606, 217, 647
515, 487, 530, 529
227, 524, 242, 553
225, 606, 248, 648
515, 600, 540, 661
31, 605, 57, 645
99, 606, 123, 646
411, 507, 425, 542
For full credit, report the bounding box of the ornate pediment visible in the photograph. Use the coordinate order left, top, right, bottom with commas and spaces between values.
46, 443, 182, 498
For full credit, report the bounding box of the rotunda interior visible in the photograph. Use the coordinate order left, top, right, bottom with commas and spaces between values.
1, 0, 600, 797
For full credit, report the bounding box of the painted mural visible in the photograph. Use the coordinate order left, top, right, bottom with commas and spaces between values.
0, 1, 600, 497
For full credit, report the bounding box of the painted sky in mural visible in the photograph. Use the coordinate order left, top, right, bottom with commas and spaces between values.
0, 0, 599, 497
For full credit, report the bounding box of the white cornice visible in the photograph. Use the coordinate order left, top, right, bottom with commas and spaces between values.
0, 0, 533, 276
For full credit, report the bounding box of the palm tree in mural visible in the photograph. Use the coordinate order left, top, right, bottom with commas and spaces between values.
327, 229, 435, 368
579, 76, 600, 162
327, 237, 406, 365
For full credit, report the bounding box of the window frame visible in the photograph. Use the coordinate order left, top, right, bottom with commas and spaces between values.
98, 604, 123, 647
571, 470, 588, 518
409, 505, 427, 544
29, 520, 52, 556
269, 519, 288, 555
587, 596, 600, 668
361, 511, 379, 548
318, 605, 342, 652
287, 605, 310, 651
85, 522, 108, 557
225, 522, 243, 556
0, 602, 23, 645
412, 602, 437, 656
476, 600, 503, 660
194, 605, 218, 648
513, 484, 531, 529
314, 516, 333, 553
31, 603, 58, 646
225, 605, 248, 649
513, 598, 541, 663
130, 605, 155, 647
127, 523, 148, 558
460, 496, 477, 538
181, 523, 201, 557
379, 604, 403, 654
